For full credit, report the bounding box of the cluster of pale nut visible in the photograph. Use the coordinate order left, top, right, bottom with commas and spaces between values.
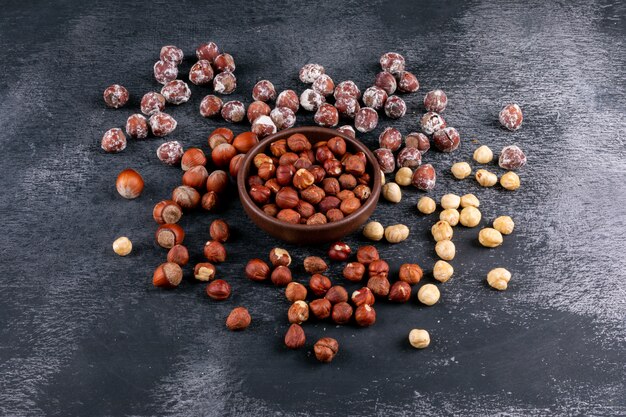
362, 221, 409, 244
450, 145, 521, 190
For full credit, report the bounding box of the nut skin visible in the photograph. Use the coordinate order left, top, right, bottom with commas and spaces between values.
167, 244, 189, 266
226, 307, 251, 331
331, 302, 353, 324
284, 323, 306, 349
206, 279, 231, 300
388, 281, 412, 303
288, 300, 309, 324
270, 248, 292, 267
172, 185, 201, 209
328, 242, 351, 261
379, 127, 402, 151
367, 276, 391, 297
368, 259, 390, 279
285, 282, 307, 302
245, 259, 270, 281
309, 298, 332, 320
155, 224, 185, 249
203, 241, 227, 263
153, 200, 183, 224
194, 262, 216, 281
201, 191, 219, 211
324, 285, 348, 304
343, 262, 366, 282
433, 127, 461, 152
399, 263, 423, 285
351, 287, 375, 307
374, 148, 395, 174
307, 213, 327, 225
271, 265, 293, 286
356, 246, 379, 265
314, 337, 339, 363
355, 304, 376, 327
116, 169, 144, 199
363, 221, 384, 241
304, 256, 328, 274
152, 262, 183, 288
309, 274, 332, 296
209, 219, 230, 242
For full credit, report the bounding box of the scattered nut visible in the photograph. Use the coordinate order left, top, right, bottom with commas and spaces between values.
399, 263, 423, 285
440, 209, 460, 226
499, 145, 527, 170
408, 329, 430, 349
284, 324, 306, 349
314, 337, 339, 363
194, 263, 216, 281
493, 216, 515, 235
271, 265, 293, 286
487, 268, 512, 290
363, 221, 384, 241
476, 169, 498, 187
354, 304, 376, 326
152, 262, 183, 288
285, 282, 307, 302
245, 258, 270, 281
385, 224, 409, 243
440, 194, 460, 210
473, 145, 493, 164
204, 240, 226, 263
309, 298, 332, 319
367, 275, 391, 297
459, 206, 482, 227
382, 182, 402, 203
395, 167, 413, 186
167, 244, 189, 266
325, 285, 349, 304
112, 236, 132, 256
431, 221, 453, 242
435, 240, 455, 260
226, 307, 251, 331
388, 281, 412, 303
343, 262, 366, 282
499, 104, 523, 131
206, 279, 231, 300
412, 164, 436, 191
417, 284, 440, 306
356, 246, 379, 265
451, 162, 472, 179
328, 242, 351, 261
309, 274, 332, 296
209, 219, 230, 242
288, 300, 309, 324
433, 260, 454, 283
331, 302, 353, 324
478, 228, 503, 248
460, 193, 480, 208
417, 197, 436, 214
270, 248, 292, 267
303, 256, 328, 274
351, 287, 375, 307
500, 171, 521, 191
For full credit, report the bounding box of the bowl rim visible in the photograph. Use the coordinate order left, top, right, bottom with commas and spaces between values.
237, 126, 381, 233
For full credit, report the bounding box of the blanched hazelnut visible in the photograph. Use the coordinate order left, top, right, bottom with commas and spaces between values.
431, 221, 453, 242
460, 193, 480, 208
476, 169, 498, 187
451, 162, 471, 179
473, 145, 493, 164
500, 171, 521, 191
112, 236, 132, 256
417, 284, 440, 306
395, 167, 413, 186
363, 221, 384, 241
385, 224, 409, 243
487, 268, 512, 290
440, 194, 460, 209
408, 329, 430, 349
478, 228, 503, 248
435, 240, 455, 260
433, 260, 454, 283
382, 182, 402, 203
417, 197, 436, 214
440, 209, 459, 226
493, 216, 515, 235
459, 206, 482, 227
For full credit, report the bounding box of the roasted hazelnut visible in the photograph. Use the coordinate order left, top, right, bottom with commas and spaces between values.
379, 127, 402, 151
461, 193, 480, 208
399, 263, 423, 285
182, 165, 209, 189
500, 171, 521, 191
167, 244, 189, 266
354, 246, 378, 265
351, 287, 375, 306
294, 156, 312, 171
499, 104, 523, 131
152, 262, 183, 288
307, 165, 326, 183
315, 145, 334, 163
307, 213, 328, 225
342, 262, 365, 282
308, 298, 331, 320
271, 265, 293, 286
328, 242, 351, 261
405, 132, 431, 154
270, 139, 288, 157
194, 262, 216, 281
212, 143, 237, 167
284, 323, 306, 349
435, 240, 456, 261
296, 200, 316, 219
323, 159, 343, 177
206, 279, 231, 300
324, 136, 346, 157
226, 307, 251, 331
326, 208, 344, 222
249, 184, 271, 205
363, 221, 384, 241
382, 182, 402, 203
204, 240, 227, 263
318, 196, 341, 213
309, 274, 332, 296
339, 197, 360, 215
389, 281, 412, 303
322, 178, 341, 195
424, 89, 448, 113
200, 95, 223, 118
304, 256, 328, 274
367, 275, 390, 297
172, 185, 200, 209
201, 191, 219, 211
279, 152, 299, 166
384, 224, 410, 243
245, 259, 270, 281
433, 260, 454, 283
331, 302, 353, 324
459, 206, 481, 227
354, 304, 376, 327
353, 184, 371, 201
229, 154, 245, 178
274, 164, 294, 186
276, 187, 299, 209
338, 173, 357, 190
354, 107, 379, 133
451, 162, 472, 179
493, 216, 515, 235
409, 329, 430, 349
418, 284, 440, 306
479, 228, 504, 248
286, 133, 311, 152
208, 219, 229, 243
288, 300, 309, 324
257, 162, 277, 181
325, 285, 348, 304
336, 189, 355, 201
343, 156, 366, 178
155, 224, 185, 249
487, 268, 512, 290
476, 169, 498, 187
368, 259, 389, 278
440, 209, 460, 226
269, 248, 291, 267
116, 169, 144, 199
397, 148, 422, 169
314, 337, 339, 363
374, 148, 395, 174
417, 196, 436, 214
285, 282, 307, 302
262, 203, 279, 217
412, 164, 436, 191
292, 168, 315, 190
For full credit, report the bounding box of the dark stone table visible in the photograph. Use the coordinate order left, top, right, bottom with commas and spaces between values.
1, 0, 624, 415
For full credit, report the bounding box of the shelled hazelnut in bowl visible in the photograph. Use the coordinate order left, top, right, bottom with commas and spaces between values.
237, 127, 381, 244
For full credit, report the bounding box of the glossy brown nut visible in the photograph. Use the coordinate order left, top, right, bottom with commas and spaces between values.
388, 281, 412, 302
153, 200, 182, 224
212, 143, 237, 167
354, 304, 376, 327
269, 139, 288, 157
152, 262, 183, 288
271, 265, 293, 286
322, 177, 341, 195
326, 208, 344, 222
331, 302, 353, 324
172, 186, 201, 209
309, 274, 332, 296
201, 191, 219, 211
182, 165, 209, 189
343, 262, 365, 282
229, 154, 245, 178
293, 168, 315, 190
269, 248, 291, 267
206, 170, 229, 193
287, 133, 312, 152
245, 259, 270, 281
167, 244, 189, 266
262, 203, 279, 217
323, 159, 343, 177
367, 275, 390, 297
155, 224, 185, 249
257, 162, 277, 181
288, 300, 309, 324
303, 256, 328, 274
368, 259, 390, 279
209, 219, 230, 242
206, 279, 231, 300
275, 187, 299, 209
309, 298, 332, 319
285, 282, 307, 302
226, 307, 251, 331
412, 164, 437, 191
249, 184, 271, 205
324, 285, 348, 304
328, 242, 351, 261
300, 185, 325, 205
399, 263, 423, 285
356, 245, 379, 265
314, 337, 339, 363
276, 209, 301, 224
307, 213, 328, 225
351, 287, 375, 306
181, 148, 207, 171
284, 323, 306, 349
338, 173, 357, 190
343, 155, 366, 177
203, 241, 226, 263
353, 185, 372, 201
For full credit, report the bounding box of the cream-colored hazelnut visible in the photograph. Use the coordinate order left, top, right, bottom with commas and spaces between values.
433, 260, 454, 283
417, 284, 440, 306
440, 209, 459, 226
451, 162, 471, 179
417, 196, 436, 214
487, 267, 511, 290
435, 240, 455, 260
112, 236, 132, 256
459, 206, 482, 227
476, 169, 498, 187
395, 167, 413, 186
478, 228, 503, 248
385, 224, 410, 243
473, 145, 493, 164
408, 329, 430, 349
460, 193, 480, 208
380, 170, 386, 185
500, 171, 520, 190
493, 216, 515, 235
431, 220, 453, 242
363, 221, 384, 241
382, 182, 402, 203
440, 193, 460, 210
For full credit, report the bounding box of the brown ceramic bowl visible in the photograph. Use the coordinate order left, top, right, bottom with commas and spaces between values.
237, 126, 381, 244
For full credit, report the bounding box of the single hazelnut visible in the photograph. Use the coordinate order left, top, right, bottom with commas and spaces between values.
307, 213, 328, 225
152, 262, 183, 288
331, 302, 353, 324
353, 184, 371, 201
459, 206, 482, 227
412, 164, 437, 191
285, 282, 307, 302
478, 228, 503, 248
194, 262, 216, 281
226, 307, 251, 331
487, 268, 512, 290
368, 259, 389, 279
385, 224, 410, 243
288, 300, 309, 324
155, 224, 185, 249
435, 240, 456, 260
182, 165, 209, 189
493, 216, 515, 235
269, 248, 291, 267
116, 169, 144, 199
201, 191, 219, 211
367, 275, 390, 297
363, 221, 384, 241
125, 114, 147, 138
314, 337, 339, 363
431, 221, 453, 242
230, 155, 244, 178
204, 241, 227, 263
500, 171, 521, 191
417, 196, 436, 214
153, 200, 183, 224
206, 279, 231, 300
399, 263, 423, 285
167, 244, 189, 266
351, 287, 375, 307
293, 168, 315, 190
476, 169, 498, 187
354, 304, 376, 327
432, 127, 460, 152
258, 161, 277, 181
499, 145, 527, 170
172, 185, 201, 209
441, 194, 461, 210
374, 148, 395, 174
249, 184, 271, 205
275, 187, 299, 209
417, 284, 440, 306
271, 265, 293, 286
326, 208, 344, 223
395, 167, 414, 186
408, 329, 430, 349
460, 193, 480, 208
433, 260, 454, 283
263, 203, 279, 217
424, 89, 447, 112
245, 259, 270, 281
374, 71, 396, 95
209, 219, 230, 242
451, 162, 472, 179
309, 298, 332, 319
303, 256, 328, 274
206, 170, 229, 194
343, 262, 365, 282
309, 274, 332, 296
420, 111, 446, 135
388, 281, 412, 303
382, 182, 402, 203
356, 246, 379, 265
473, 145, 493, 164
328, 242, 351, 261
325, 285, 348, 304
440, 209, 460, 226
379, 127, 402, 151
112, 236, 132, 256
181, 148, 207, 171
233, 131, 259, 153
499, 104, 523, 131
211, 143, 237, 167
284, 324, 306, 349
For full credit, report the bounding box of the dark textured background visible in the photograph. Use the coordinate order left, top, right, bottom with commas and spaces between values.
1, 0, 625, 416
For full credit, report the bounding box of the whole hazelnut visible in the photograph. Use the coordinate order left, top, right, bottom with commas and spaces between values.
194, 262, 216, 281
229, 154, 245, 178
379, 127, 402, 151
354, 304, 376, 327
460, 193, 480, 208
303, 256, 328, 274
459, 206, 482, 227
328, 242, 351, 261
368, 259, 390, 279
299, 63, 325, 83
152, 262, 183, 288
420, 112, 446, 135
172, 185, 200, 210
374, 148, 395, 174
125, 114, 148, 139
206, 170, 229, 193
204, 241, 227, 263
155, 224, 185, 249
196, 42, 220, 62
153, 200, 183, 224
251, 115, 278, 138
353, 184, 371, 201
433, 260, 454, 283
388, 281, 412, 303
276, 90, 300, 112
327, 208, 345, 222
309, 274, 332, 296
116, 169, 144, 199
412, 164, 436, 191
209, 219, 230, 242
417, 196, 436, 214
384, 224, 410, 243
337, 125, 356, 138
433, 127, 460, 152
285, 282, 307, 302
245, 258, 270, 281
363, 221, 384, 241
409, 329, 430, 349
331, 302, 353, 324
284, 324, 306, 349
441, 194, 461, 210
343, 262, 366, 282
354, 107, 379, 133
269, 248, 291, 267
397, 148, 422, 170
476, 169, 498, 187
351, 287, 375, 306
206, 279, 231, 300
499, 104, 523, 131
367, 275, 390, 297
112, 236, 132, 256
344, 155, 366, 176
334, 80, 361, 100
271, 107, 297, 130
380, 52, 405, 74
435, 240, 456, 261
396, 70, 419, 93
440, 209, 460, 226
478, 228, 503, 248
103, 84, 129, 108
182, 166, 209, 189
307, 213, 328, 225
249, 184, 271, 205
451, 162, 472, 179
201, 191, 219, 211
309, 298, 332, 319
288, 300, 309, 324
405, 132, 430, 154
335, 96, 361, 118
473, 145, 493, 164
382, 182, 402, 203
167, 244, 189, 266
399, 263, 423, 285
487, 268, 512, 290
500, 171, 521, 191
141, 92, 166, 116
151, 113, 178, 138
417, 284, 440, 306
226, 307, 251, 331
499, 145, 527, 170
211, 143, 237, 167
424, 89, 448, 112
325, 285, 348, 304
293, 168, 315, 190
271, 265, 293, 286
493, 216, 515, 235
276, 187, 299, 209
200, 95, 223, 118
385, 95, 406, 119
432, 221, 453, 242
314, 337, 339, 363
374, 71, 397, 95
